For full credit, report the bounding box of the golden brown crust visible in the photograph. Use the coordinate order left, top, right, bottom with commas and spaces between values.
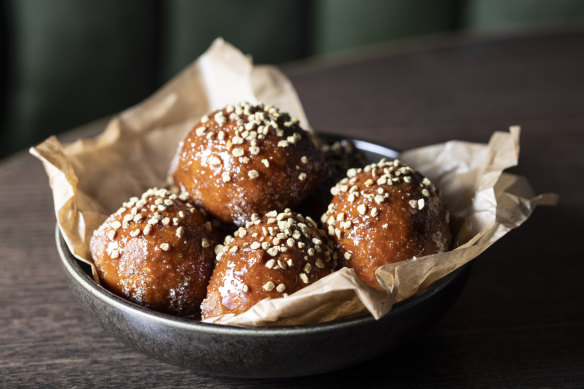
89, 187, 216, 316
322, 159, 452, 289
171, 102, 324, 226
201, 209, 338, 318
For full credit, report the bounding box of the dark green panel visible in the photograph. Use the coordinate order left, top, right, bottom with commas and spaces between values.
3, 0, 159, 156
463, 0, 584, 29
161, 0, 310, 81
1, 1, 8, 155
311, 0, 459, 54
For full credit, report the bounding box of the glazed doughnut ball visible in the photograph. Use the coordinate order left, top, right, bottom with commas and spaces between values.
90, 187, 216, 316
298, 139, 367, 220
171, 102, 324, 226
321, 140, 367, 185
321, 159, 452, 289
201, 209, 338, 318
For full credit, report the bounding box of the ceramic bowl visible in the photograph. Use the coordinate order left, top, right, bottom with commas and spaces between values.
55, 135, 471, 378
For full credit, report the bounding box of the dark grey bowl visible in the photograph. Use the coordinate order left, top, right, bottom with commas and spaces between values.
55, 135, 471, 378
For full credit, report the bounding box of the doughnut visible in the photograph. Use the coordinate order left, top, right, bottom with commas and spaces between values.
171, 102, 324, 225
201, 209, 338, 317
90, 187, 216, 316
321, 158, 451, 288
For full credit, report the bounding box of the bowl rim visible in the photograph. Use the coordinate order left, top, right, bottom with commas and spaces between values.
55, 134, 461, 336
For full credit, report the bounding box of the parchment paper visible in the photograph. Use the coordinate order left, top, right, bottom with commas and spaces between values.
30, 38, 557, 326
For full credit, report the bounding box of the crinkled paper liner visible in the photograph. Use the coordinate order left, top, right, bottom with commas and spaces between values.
30, 38, 557, 326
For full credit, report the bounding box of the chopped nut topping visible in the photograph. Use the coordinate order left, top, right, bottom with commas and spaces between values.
209, 156, 222, 166
214, 112, 226, 125
263, 281, 275, 291
214, 244, 225, 255
232, 148, 244, 157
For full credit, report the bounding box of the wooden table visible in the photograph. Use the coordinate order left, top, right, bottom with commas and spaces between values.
2, 28, 583, 388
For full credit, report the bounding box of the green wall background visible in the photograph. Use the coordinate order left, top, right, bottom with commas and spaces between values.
1, 0, 583, 158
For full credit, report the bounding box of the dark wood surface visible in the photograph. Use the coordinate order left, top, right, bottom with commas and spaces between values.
2, 29, 583, 388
